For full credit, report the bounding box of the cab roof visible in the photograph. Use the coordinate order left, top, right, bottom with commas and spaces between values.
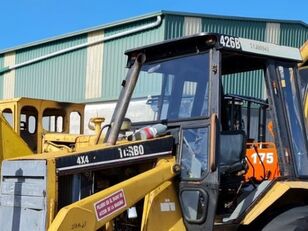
125, 33, 302, 65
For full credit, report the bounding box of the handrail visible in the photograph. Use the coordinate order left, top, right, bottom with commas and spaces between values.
0, 16, 162, 75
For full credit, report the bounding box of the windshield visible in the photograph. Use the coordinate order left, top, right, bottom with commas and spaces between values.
299, 67, 308, 119
125, 53, 210, 122
277, 66, 308, 176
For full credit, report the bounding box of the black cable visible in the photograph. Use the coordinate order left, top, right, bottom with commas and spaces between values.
95, 124, 111, 144
246, 151, 256, 181
253, 144, 267, 181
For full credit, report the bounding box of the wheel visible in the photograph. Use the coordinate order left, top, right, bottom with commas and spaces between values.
262, 205, 308, 231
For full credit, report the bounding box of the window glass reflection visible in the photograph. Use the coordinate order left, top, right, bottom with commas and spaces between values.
181, 190, 207, 221
181, 127, 209, 179
278, 66, 308, 175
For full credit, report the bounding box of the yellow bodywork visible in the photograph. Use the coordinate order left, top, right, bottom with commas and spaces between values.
43, 117, 106, 153
0, 113, 32, 165
300, 40, 308, 67
0, 97, 106, 155
141, 180, 185, 231
48, 157, 178, 231
43, 133, 104, 153
0, 97, 85, 153
242, 181, 308, 225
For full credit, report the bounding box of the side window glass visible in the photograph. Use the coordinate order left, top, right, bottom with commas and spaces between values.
70, 112, 81, 134
56, 116, 63, 132
181, 127, 209, 179
278, 66, 308, 175
181, 190, 208, 222
20, 114, 27, 131
2, 108, 14, 127
179, 81, 197, 118
43, 115, 64, 132
43, 115, 56, 131
28, 116, 36, 134
43, 108, 65, 132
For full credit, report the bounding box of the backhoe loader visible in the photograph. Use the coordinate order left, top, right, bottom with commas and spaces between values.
1, 33, 308, 231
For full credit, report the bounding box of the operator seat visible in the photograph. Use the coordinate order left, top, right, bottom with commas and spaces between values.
217, 130, 247, 215
219, 130, 247, 178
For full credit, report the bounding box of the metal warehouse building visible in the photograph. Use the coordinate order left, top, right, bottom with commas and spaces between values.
0, 11, 307, 131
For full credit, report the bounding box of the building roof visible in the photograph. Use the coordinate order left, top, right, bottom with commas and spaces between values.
0, 10, 307, 55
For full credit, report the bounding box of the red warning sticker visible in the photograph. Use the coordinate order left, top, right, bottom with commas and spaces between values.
94, 189, 127, 221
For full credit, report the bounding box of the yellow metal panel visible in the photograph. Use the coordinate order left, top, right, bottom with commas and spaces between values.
3, 52, 15, 99
46, 159, 57, 229
48, 157, 177, 231
242, 181, 308, 225
0, 113, 32, 165
300, 40, 308, 67
141, 180, 185, 231
0, 97, 85, 153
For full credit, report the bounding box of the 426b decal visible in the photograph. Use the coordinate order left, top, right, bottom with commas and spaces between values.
220, 35, 241, 49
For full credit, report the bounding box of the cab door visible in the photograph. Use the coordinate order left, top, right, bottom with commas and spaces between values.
179, 115, 219, 230
178, 48, 220, 230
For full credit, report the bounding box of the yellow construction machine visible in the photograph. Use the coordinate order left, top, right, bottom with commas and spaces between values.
0, 97, 86, 169
0, 97, 108, 157
1, 33, 308, 231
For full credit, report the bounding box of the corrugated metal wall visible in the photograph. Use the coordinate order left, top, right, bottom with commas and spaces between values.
101, 16, 165, 100
0, 55, 4, 98
202, 17, 266, 40
164, 15, 268, 98
85, 30, 104, 100
0, 12, 306, 103
223, 70, 264, 99
164, 15, 184, 39
280, 23, 308, 47
15, 35, 87, 102
202, 17, 266, 98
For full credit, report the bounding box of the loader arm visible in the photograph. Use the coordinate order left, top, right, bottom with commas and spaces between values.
48, 157, 178, 231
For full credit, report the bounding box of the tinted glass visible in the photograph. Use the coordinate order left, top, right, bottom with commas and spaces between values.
181, 127, 209, 179
126, 53, 209, 122
181, 190, 208, 221
278, 66, 308, 175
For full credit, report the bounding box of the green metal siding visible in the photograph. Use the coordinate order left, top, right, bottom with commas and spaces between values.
104, 17, 160, 36
0, 11, 306, 104
164, 15, 184, 39
202, 18, 266, 40
0, 55, 3, 67
101, 17, 165, 100
163, 16, 267, 98
280, 24, 308, 47
223, 70, 264, 99
0, 55, 4, 98
15, 35, 87, 102
203, 18, 266, 98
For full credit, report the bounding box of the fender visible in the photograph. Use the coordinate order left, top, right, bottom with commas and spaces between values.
241, 181, 308, 225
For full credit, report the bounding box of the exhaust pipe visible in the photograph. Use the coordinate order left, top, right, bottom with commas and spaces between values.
106, 53, 146, 145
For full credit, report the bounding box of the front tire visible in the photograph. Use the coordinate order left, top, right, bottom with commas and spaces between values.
262, 205, 308, 231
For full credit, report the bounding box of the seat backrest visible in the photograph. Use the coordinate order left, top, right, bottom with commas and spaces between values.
219, 130, 246, 175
